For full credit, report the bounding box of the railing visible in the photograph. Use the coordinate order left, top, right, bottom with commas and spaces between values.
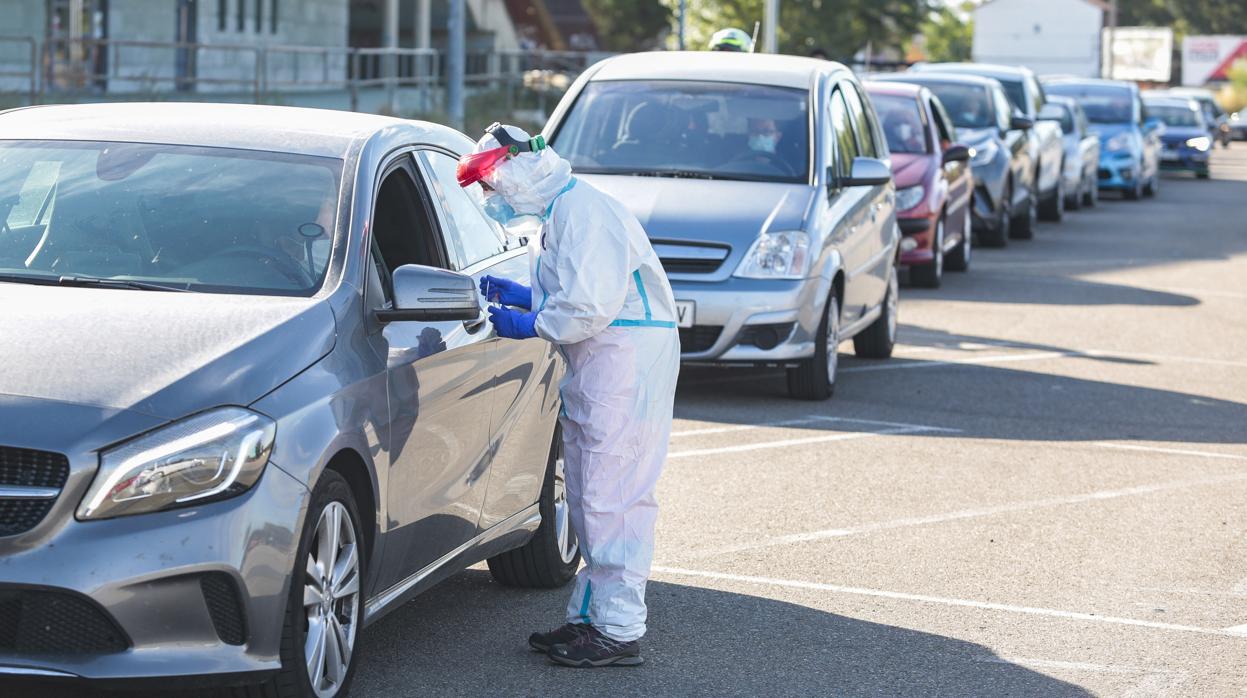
0, 36, 37, 105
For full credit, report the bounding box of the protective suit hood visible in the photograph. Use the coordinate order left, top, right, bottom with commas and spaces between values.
472, 125, 573, 216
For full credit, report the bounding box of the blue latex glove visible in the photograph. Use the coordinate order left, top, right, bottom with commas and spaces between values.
487, 305, 538, 339
479, 275, 532, 310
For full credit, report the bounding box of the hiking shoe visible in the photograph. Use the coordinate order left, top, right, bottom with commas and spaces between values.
528, 623, 591, 653
547, 625, 643, 667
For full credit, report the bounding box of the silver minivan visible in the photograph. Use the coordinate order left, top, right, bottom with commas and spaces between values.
545, 52, 899, 399
0, 103, 575, 697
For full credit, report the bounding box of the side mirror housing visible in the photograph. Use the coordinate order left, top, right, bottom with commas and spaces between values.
839, 156, 892, 187
377, 264, 480, 323
942, 144, 972, 163
1010, 115, 1034, 131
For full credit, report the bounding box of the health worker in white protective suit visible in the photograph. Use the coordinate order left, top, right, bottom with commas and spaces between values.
456, 123, 680, 668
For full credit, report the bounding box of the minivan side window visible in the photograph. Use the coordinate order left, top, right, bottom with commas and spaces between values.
1028, 76, 1044, 116
841, 82, 878, 158
829, 88, 858, 180
419, 151, 508, 269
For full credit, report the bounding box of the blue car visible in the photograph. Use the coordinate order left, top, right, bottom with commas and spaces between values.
1144, 95, 1212, 179
1043, 78, 1162, 200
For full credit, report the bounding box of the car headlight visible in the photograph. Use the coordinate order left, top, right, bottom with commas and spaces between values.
1105, 133, 1132, 152
895, 185, 925, 212
734, 231, 811, 280
1186, 136, 1211, 151
78, 407, 276, 520
969, 140, 997, 166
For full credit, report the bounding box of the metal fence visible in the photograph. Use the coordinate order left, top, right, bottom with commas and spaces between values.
0, 35, 604, 115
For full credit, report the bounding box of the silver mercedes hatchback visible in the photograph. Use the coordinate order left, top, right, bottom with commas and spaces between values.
0, 103, 576, 697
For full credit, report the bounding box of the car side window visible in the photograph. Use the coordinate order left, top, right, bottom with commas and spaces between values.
841, 82, 878, 157
992, 87, 1012, 131
930, 98, 957, 145
418, 150, 508, 270
829, 88, 858, 180
1028, 76, 1044, 116
368, 159, 450, 307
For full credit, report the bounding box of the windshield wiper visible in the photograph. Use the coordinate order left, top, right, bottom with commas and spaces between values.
55, 275, 192, 293
629, 170, 718, 180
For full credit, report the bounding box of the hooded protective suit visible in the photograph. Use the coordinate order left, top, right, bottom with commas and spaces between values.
471, 126, 680, 642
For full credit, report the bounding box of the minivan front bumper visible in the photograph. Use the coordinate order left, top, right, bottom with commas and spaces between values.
672, 275, 830, 365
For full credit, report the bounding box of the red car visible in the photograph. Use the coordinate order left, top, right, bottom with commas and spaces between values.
865, 81, 974, 287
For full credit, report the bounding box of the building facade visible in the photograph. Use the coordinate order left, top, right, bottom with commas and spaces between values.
972, 0, 1107, 78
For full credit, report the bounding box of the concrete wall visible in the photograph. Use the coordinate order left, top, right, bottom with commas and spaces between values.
973, 0, 1102, 78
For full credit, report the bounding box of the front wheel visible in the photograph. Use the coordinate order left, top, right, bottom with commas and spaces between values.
487, 426, 580, 588
1039, 174, 1064, 222
945, 210, 971, 272
853, 267, 898, 359
787, 294, 840, 401
909, 218, 944, 288
1011, 183, 1037, 239
1083, 176, 1099, 207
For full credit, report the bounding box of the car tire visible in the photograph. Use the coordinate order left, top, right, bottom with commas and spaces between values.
981, 184, 1010, 248
946, 210, 971, 272
1011, 183, 1037, 239
487, 426, 580, 588
1038, 167, 1064, 222
853, 267, 898, 360
1197, 170, 1211, 179
234, 469, 365, 698
1125, 177, 1143, 200
1083, 178, 1098, 207
787, 294, 840, 401
910, 217, 943, 288
1066, 177, 1083, 211
1143, 172, 1157, 197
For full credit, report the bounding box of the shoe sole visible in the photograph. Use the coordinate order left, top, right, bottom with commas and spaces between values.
547, 653, 644, 668
528, 639, 550, 653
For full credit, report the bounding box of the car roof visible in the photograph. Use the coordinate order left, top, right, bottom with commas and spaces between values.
1042, 77, 1136, 91
587, 51, 845, 90
0, 102, 457, 158
1162, 87, 1214, 97
863, 80, 923, 98
1045, 95, 1077, 108
873, 72, 999, 89
911, 62, 1032, 81
1143, 95, 1198, 108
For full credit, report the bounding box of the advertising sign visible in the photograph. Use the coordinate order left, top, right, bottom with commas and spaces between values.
1101, 27, 1173, 82
1182, 35, 1247, 86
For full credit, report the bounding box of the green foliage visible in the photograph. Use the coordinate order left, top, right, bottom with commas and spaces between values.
663, 0, 932, 58
1117, 0, 1247, 37
918, 4, 972, 63
582, 0, 673, 52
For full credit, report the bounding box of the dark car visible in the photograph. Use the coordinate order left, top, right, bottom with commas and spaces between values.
865, 80, 973, 287
1161, 88, 1232, 148
1144, 95, 1213, 178
873, 72, 1034, 247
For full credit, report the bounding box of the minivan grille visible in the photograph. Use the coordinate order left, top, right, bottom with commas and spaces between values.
679, 325, 722, 353
0, 587, 129, 654
0, 446, 69, 536
653, 241, 731, 275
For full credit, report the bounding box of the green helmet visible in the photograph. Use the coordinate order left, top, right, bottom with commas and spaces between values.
709, 28, 753, 53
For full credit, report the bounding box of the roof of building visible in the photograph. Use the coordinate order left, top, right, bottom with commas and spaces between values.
0, 103, 458, 158
910, 62, 1035, 81
588, 51, 848, 90
974, 0, 1109, 12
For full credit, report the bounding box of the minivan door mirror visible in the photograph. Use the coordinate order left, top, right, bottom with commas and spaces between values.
377, 264, 481, 323
942, 144, 972, 163
840, 156, 892, 187
1009, 115, 1034, 131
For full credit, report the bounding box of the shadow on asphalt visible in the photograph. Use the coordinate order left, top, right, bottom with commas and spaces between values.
5, 569, 1093, 697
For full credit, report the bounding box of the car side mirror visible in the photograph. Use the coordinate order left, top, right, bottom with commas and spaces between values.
377, 264, 481, 323
1010, 115, 1034, 131
833, 157, 892, 188
942, 144, 972, 163
1143, 117, 1164, 134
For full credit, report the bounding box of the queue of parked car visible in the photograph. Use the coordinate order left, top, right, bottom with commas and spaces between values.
0, 49, 1235, 698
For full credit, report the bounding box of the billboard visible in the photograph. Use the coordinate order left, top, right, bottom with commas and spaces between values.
1101, 27, 1173, 82
1182, 35, 1247, 86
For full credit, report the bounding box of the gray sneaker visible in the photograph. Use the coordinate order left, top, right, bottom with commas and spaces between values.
548, 625, 643, 667
528, 623, 591, 652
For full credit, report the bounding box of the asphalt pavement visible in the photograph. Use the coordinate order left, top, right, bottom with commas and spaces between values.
25, 149, 1247, 697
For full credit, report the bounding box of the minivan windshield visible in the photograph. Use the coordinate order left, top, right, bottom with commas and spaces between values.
551, 80, 809, 183
1148, 104, 1203, 128
0, 140, 341, 296
1044, 84, 1134, 124
921, 83, 995, 130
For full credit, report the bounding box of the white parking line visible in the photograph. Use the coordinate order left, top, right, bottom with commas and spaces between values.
667, 417, 960, 459
1095, 443, 1247, 461
1222, 624, 1247, 636
683, 472, 1247, 558
650, 566, 1239, 637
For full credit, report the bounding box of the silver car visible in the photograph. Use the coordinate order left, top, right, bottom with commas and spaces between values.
1039, 95, 1101, 209
545, 51, 900, 400
0, 103, 576, 697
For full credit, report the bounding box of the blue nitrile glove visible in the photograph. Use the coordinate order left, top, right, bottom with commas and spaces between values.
487, 305, 538, 339
479, 275, 531, 310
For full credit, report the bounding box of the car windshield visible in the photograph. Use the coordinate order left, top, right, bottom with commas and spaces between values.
0, 140, 341, 296
551, 80, 809, 183
870, 94, 929, 154
1045, 84, 1134, 123
921, 83, 994, 130
1148, 104, 1202, 128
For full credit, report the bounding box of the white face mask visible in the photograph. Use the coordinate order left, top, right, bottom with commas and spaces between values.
897, 123, 914, 141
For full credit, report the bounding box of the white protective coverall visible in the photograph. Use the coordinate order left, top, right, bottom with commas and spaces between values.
478, 127, 680, 642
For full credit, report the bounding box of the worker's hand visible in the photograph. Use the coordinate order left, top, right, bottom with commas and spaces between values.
487, 305, 538, 339
480, 275, 532, 309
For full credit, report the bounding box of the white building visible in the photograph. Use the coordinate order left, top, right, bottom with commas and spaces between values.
972, 0, 1108, 78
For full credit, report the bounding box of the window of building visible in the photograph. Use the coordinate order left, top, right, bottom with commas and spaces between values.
237, 0, 245, 31
255, 0, 262, 32
270, 0, 278, 33
218, 0, 227, 31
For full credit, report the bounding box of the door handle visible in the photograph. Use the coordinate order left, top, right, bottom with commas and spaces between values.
464, 309, 488, 332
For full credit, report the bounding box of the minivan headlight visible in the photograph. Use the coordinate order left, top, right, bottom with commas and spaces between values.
734, 231, 811, 280
969, 140, 997, 166
1105, 132, 1132, 152
78, 407, 276, 520
1186, 136, 1211, 151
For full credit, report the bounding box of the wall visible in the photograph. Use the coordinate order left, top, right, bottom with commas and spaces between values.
0, 1, 44, 96
973, 0, 1102, 78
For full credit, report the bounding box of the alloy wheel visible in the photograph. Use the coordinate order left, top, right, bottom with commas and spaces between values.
825, 299, 841, 380
933, 219, 945, 280
885, 269, 899, 345
304, 501, 360, 698
552, 446, 578, 565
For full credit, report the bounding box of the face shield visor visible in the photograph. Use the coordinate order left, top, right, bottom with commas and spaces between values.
455, 122, 548, 188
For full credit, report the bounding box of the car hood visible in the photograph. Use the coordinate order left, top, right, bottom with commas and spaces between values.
1087, 122, 1133, 143
576, 175, 814, 248
0, 285, 336, 420
958, 128, 998, 146
890, 153, 933, 189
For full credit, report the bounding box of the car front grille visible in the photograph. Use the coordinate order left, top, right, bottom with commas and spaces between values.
653, 241, 731, 275
0, 446, 69, 537
679, 325, 722, 353
0, 587, 129, 654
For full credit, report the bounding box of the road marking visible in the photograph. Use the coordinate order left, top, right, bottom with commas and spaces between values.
650, 566, 1238, 637
670, 417, 825, 438
683, 472, 1247, 558
667, 417, 960, 459
1222, 624, 1247, 636
1095, 443, 1247, 461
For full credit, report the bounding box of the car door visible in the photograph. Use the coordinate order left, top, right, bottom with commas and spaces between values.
994, 85, 1032, 211
842, 80, 893, 309
825, 84, 874, 326
416, 149, 559, 532
365, 153, 497, 591
930, 96, 972, 244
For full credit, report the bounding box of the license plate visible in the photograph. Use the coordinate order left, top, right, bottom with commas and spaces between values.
674, 301, 695, 328
1160, 151, 1179, 161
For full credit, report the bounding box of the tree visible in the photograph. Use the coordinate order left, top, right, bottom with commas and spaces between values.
1117, 0, 1247, 35
582, 0, 673, 52
917, 4, 972, 63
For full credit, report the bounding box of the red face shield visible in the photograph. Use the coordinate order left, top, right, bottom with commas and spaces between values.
456, 146, 513, 188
